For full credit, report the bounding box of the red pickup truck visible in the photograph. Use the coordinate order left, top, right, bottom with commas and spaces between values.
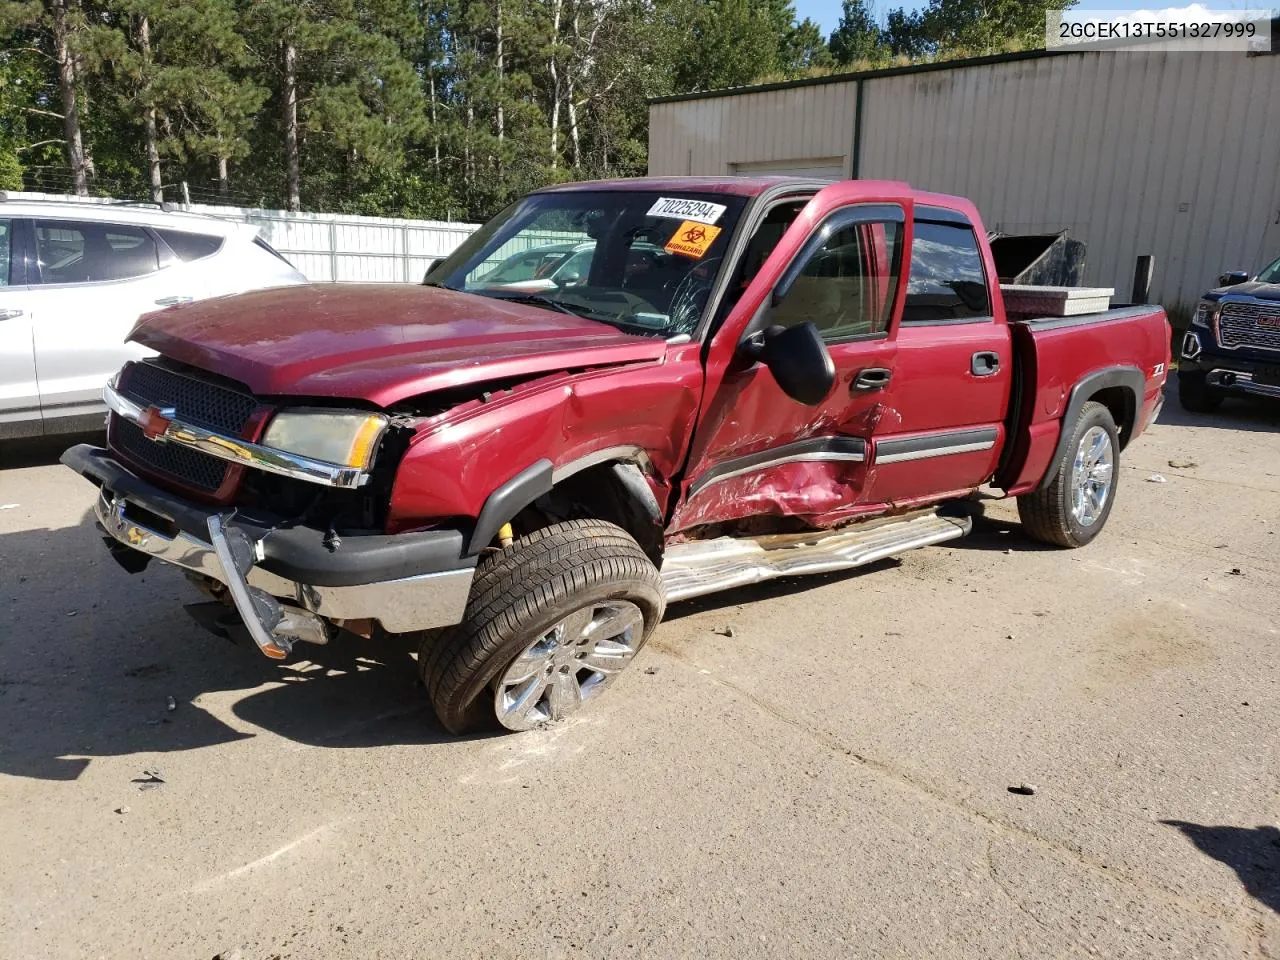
62, 177, 1170, 733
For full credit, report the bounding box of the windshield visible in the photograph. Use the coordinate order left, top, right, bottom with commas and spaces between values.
1257, 255, 1280, 284
427, 190, 747, 337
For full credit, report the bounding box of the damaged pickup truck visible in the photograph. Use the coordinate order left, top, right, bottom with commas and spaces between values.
63, 177, 1171, 732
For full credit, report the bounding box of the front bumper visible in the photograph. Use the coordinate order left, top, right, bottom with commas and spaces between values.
1178, 344, 1280, 400
62, 445, 476, 657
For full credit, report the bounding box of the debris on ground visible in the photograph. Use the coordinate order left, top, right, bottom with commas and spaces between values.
1168, 459, 1198, 469
1229, 568, 1244, 576
166, 696, 176, 712
114, 805, 130, 815
714, 626, 736, 638
1004, 548, 1014, 555
0, 503, 18, 510
1145, 474, 1167, 483
133, 769, 166, 790
66, 611, 77, 617
643, 666, 658, 675
1007, 783, 1037, 796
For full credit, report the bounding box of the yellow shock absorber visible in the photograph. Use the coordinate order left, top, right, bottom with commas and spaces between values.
498, 522, 514, 549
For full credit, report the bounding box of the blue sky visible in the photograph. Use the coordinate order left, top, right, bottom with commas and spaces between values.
793, 0, 1261, 35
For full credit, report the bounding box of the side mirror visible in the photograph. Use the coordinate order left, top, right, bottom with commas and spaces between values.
556, 269, 582, 288
420, 258, 441, 284
1218, 270, 1250, 287
741, 322, 836, 406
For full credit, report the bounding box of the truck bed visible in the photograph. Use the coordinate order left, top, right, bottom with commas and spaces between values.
998, 304, 1170, 496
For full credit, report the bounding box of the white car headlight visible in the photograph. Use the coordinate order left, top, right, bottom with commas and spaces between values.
1192, 299, 1215, 328
262, 409, 388, 469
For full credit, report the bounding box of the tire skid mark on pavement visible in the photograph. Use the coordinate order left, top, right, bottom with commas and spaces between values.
646, 638, 1244, 929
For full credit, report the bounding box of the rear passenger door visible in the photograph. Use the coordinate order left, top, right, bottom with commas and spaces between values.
28, 218, 202, 425
860, 209, 1012, 505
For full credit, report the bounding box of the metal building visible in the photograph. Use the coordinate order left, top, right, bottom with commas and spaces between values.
648, 48, 1280, 311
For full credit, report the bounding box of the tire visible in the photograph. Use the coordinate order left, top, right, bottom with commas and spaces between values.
1017, 400, 1119, 549
1177, 371, 1223, 413
419, 519, 665, 734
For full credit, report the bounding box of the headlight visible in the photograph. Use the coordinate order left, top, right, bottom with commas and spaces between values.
262, 409, 388, 469
1192, 299, 1215, 328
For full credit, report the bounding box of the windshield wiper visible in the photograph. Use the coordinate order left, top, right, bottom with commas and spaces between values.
479, 291, 595, 321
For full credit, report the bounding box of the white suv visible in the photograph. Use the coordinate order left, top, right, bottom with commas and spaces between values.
0, 198, 307, 438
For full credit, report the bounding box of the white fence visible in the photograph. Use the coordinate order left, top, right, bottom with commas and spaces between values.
4, 191, 483, 283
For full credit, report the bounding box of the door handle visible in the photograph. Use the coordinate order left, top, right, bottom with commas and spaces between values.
154, 295, 194, 306
0, 308, 23, 321
853, 367, 893, 390
971, 351, 1001, 376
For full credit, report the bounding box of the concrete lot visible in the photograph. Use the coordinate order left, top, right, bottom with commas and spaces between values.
1, 380, 1277, 960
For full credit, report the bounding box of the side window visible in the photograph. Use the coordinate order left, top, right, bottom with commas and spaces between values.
34, 220, 160, 284
0, 220, 10, 287
902, 220, 991, 323
155, 229, 223, 263
770, 214, 903, 341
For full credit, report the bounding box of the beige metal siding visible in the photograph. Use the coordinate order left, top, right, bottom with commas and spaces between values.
650, 50, 1280, 308
648, 81, 858, 179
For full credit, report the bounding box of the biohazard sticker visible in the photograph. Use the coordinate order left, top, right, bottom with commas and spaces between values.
646, 197, 727, 225
665, 220, 722, 259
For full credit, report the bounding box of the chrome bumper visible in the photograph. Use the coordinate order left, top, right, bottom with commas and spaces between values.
1207, 369, 1280, 399
95, 490, 474, 655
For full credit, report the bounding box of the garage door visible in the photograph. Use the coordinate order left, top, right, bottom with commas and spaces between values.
731, 157, 846, 180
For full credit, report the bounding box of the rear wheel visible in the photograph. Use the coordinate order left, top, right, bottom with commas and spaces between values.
1177, 371, 1223, 413
1017, 401, 1119, 548
419, 519, 665, 734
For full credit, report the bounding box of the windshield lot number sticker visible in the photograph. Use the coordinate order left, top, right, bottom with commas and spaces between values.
665, 221, 722, 259
647, 197, 727, 225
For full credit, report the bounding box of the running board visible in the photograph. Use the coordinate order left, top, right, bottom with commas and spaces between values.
660, 509, 971, 603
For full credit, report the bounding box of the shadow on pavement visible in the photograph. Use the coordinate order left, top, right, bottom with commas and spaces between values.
1160, 376, 1280, 434
936, 503, 1056, 554
1162, 820, 1280, 914
0, 431, 106, 470
0, 507, 491, 782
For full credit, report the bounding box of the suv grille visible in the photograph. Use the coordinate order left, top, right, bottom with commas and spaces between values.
109, 361, 260, 494
1218, 301, 1280, 353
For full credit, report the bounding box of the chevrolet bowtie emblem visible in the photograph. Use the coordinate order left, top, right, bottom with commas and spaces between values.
138, 406, 176, 440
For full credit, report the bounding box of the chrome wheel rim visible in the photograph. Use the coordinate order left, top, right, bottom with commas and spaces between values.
494, 601, 645, 731
1070, 425, 1114, 527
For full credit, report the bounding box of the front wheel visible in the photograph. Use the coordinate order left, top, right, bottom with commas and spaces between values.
1017, 400, 1119, 548
1177, 371, 1223, 413
419, 519, 665, 734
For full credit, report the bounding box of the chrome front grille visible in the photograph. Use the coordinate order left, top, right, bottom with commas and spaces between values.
1218, 301, 1280, 352
109, 361, 259, 494
112, 417, 228, 491
121, 360, 258, 433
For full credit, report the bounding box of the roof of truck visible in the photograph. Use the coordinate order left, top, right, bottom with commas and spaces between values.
536, 177, 976, 217
536, 176, 829, 197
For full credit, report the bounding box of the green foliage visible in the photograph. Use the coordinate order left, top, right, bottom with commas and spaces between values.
884, 0, 1076, 60
0, 0, 1075, 217
829, 0, 884, 66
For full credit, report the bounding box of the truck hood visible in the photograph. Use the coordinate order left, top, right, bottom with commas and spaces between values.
1209, 281, 1280, 300
130, 284, 667, 407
